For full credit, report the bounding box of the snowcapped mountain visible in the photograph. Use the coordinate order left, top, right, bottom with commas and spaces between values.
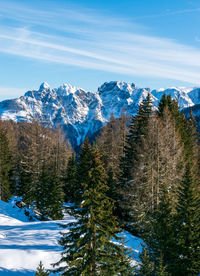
0, 81, 200, 147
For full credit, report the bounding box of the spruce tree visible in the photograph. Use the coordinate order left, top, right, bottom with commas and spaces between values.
36, 164, 50, 219
48, 164, 64, 220
117, 93, 153, 233
137, 247, 154, 276
120, 93, 152, 186
172, 165, 200, 275
53, 146, 133, 275
155, 254, 169, 276
35, 261, 49, 276
75, 136, 93, 203
36, 162, 63, 220
145, 186, 175, 273
0, 128, 11, 201
64, 153, 77, 203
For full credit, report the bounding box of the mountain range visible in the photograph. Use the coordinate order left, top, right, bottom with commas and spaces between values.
0, 81, 200, 147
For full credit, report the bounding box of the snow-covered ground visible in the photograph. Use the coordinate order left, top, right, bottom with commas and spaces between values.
0, 200, 142, 275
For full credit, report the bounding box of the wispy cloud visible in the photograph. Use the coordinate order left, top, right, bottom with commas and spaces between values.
134, 7, 200, 19
0, 1, 200, 85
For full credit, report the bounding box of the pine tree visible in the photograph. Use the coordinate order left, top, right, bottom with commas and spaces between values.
117, 93, 153, 233
36, 162, 64, 220
64, 153, 77, 202
137, 247, 154, 276
48, 164, 64, 220
0, 128, 12, 201
36, 164, 50, 219
148, 188, 175, 273
155, 254, 169, 276
53, 146, 133, 275
75, 137, 93, 203
120, 93, 152, 186
172, 165, 200, 275
35, 261, 49, 276
1, 120, 19, 196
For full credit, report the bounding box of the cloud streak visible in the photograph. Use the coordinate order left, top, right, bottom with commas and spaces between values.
0, 1, 200, 85
134, 7, 200, 19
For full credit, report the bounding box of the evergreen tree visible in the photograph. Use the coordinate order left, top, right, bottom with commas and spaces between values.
137, 247, 154, 276
186, 112, 200, 175
146, 188, 174, 274
172, 165, 200, 275
155, 254, 169, 276
1, 120, 19, 196
0, 128, 12, 201
53, 146, 133, 275
117, 93, 153, 233
36, 164, 50, 219
157, 94, 179, 118
75, 137, 93, 203
36, 162, 64, 220
64, 153, 77, 202
48, 164, 64, 220
120, 93, 153, 186
35, 261, 49, 276
106, 167, 117, 200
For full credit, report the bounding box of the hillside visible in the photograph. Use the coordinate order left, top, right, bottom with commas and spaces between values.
0, 199, 142, 275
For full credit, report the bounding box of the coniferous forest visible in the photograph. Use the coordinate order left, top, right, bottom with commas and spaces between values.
0, 94, 200, 275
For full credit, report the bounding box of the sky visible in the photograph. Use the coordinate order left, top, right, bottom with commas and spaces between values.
1, 0, 200, 100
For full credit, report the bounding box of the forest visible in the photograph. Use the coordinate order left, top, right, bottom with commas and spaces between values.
0, 94, 200, 275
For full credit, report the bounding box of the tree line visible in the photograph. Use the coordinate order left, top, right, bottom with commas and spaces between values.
0, 120, 72, 219
0, 93, 199, 275
58, 94, 200, 275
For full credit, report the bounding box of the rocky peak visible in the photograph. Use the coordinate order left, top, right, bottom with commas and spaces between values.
98, 81, 136, 94
0, 81, 199, 147
39, 82, 51, 91
56, 83, 81, 96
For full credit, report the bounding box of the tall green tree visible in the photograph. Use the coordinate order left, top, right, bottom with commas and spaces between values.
172, 165, 200, 275
117, 93, 153, 232
120, 93, 153, 186
64, 153, 77, 203
136, 247, 154, 276
0, 128, 12, 201
35, 261, 49, 276
146, 187, 174, 274
155, 254, 169, 276
53, 145, 133, 275
36, 162, 64, 220
75, 137, 93, 203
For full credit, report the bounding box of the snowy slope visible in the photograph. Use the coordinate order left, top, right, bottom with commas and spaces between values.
0, 81, 199, 147
0, 200, 142, 275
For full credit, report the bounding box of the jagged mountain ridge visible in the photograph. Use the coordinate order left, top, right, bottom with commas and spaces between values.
0, 81, 200, 147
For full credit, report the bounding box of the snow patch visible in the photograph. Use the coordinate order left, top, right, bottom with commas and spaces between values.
0, 199, 142, 275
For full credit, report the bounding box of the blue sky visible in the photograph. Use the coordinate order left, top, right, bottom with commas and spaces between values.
1, 0, 200, 100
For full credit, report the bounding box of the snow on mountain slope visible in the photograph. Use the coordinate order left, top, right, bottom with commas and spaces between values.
0, 200, 142, 275
0, 81, 199, 147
